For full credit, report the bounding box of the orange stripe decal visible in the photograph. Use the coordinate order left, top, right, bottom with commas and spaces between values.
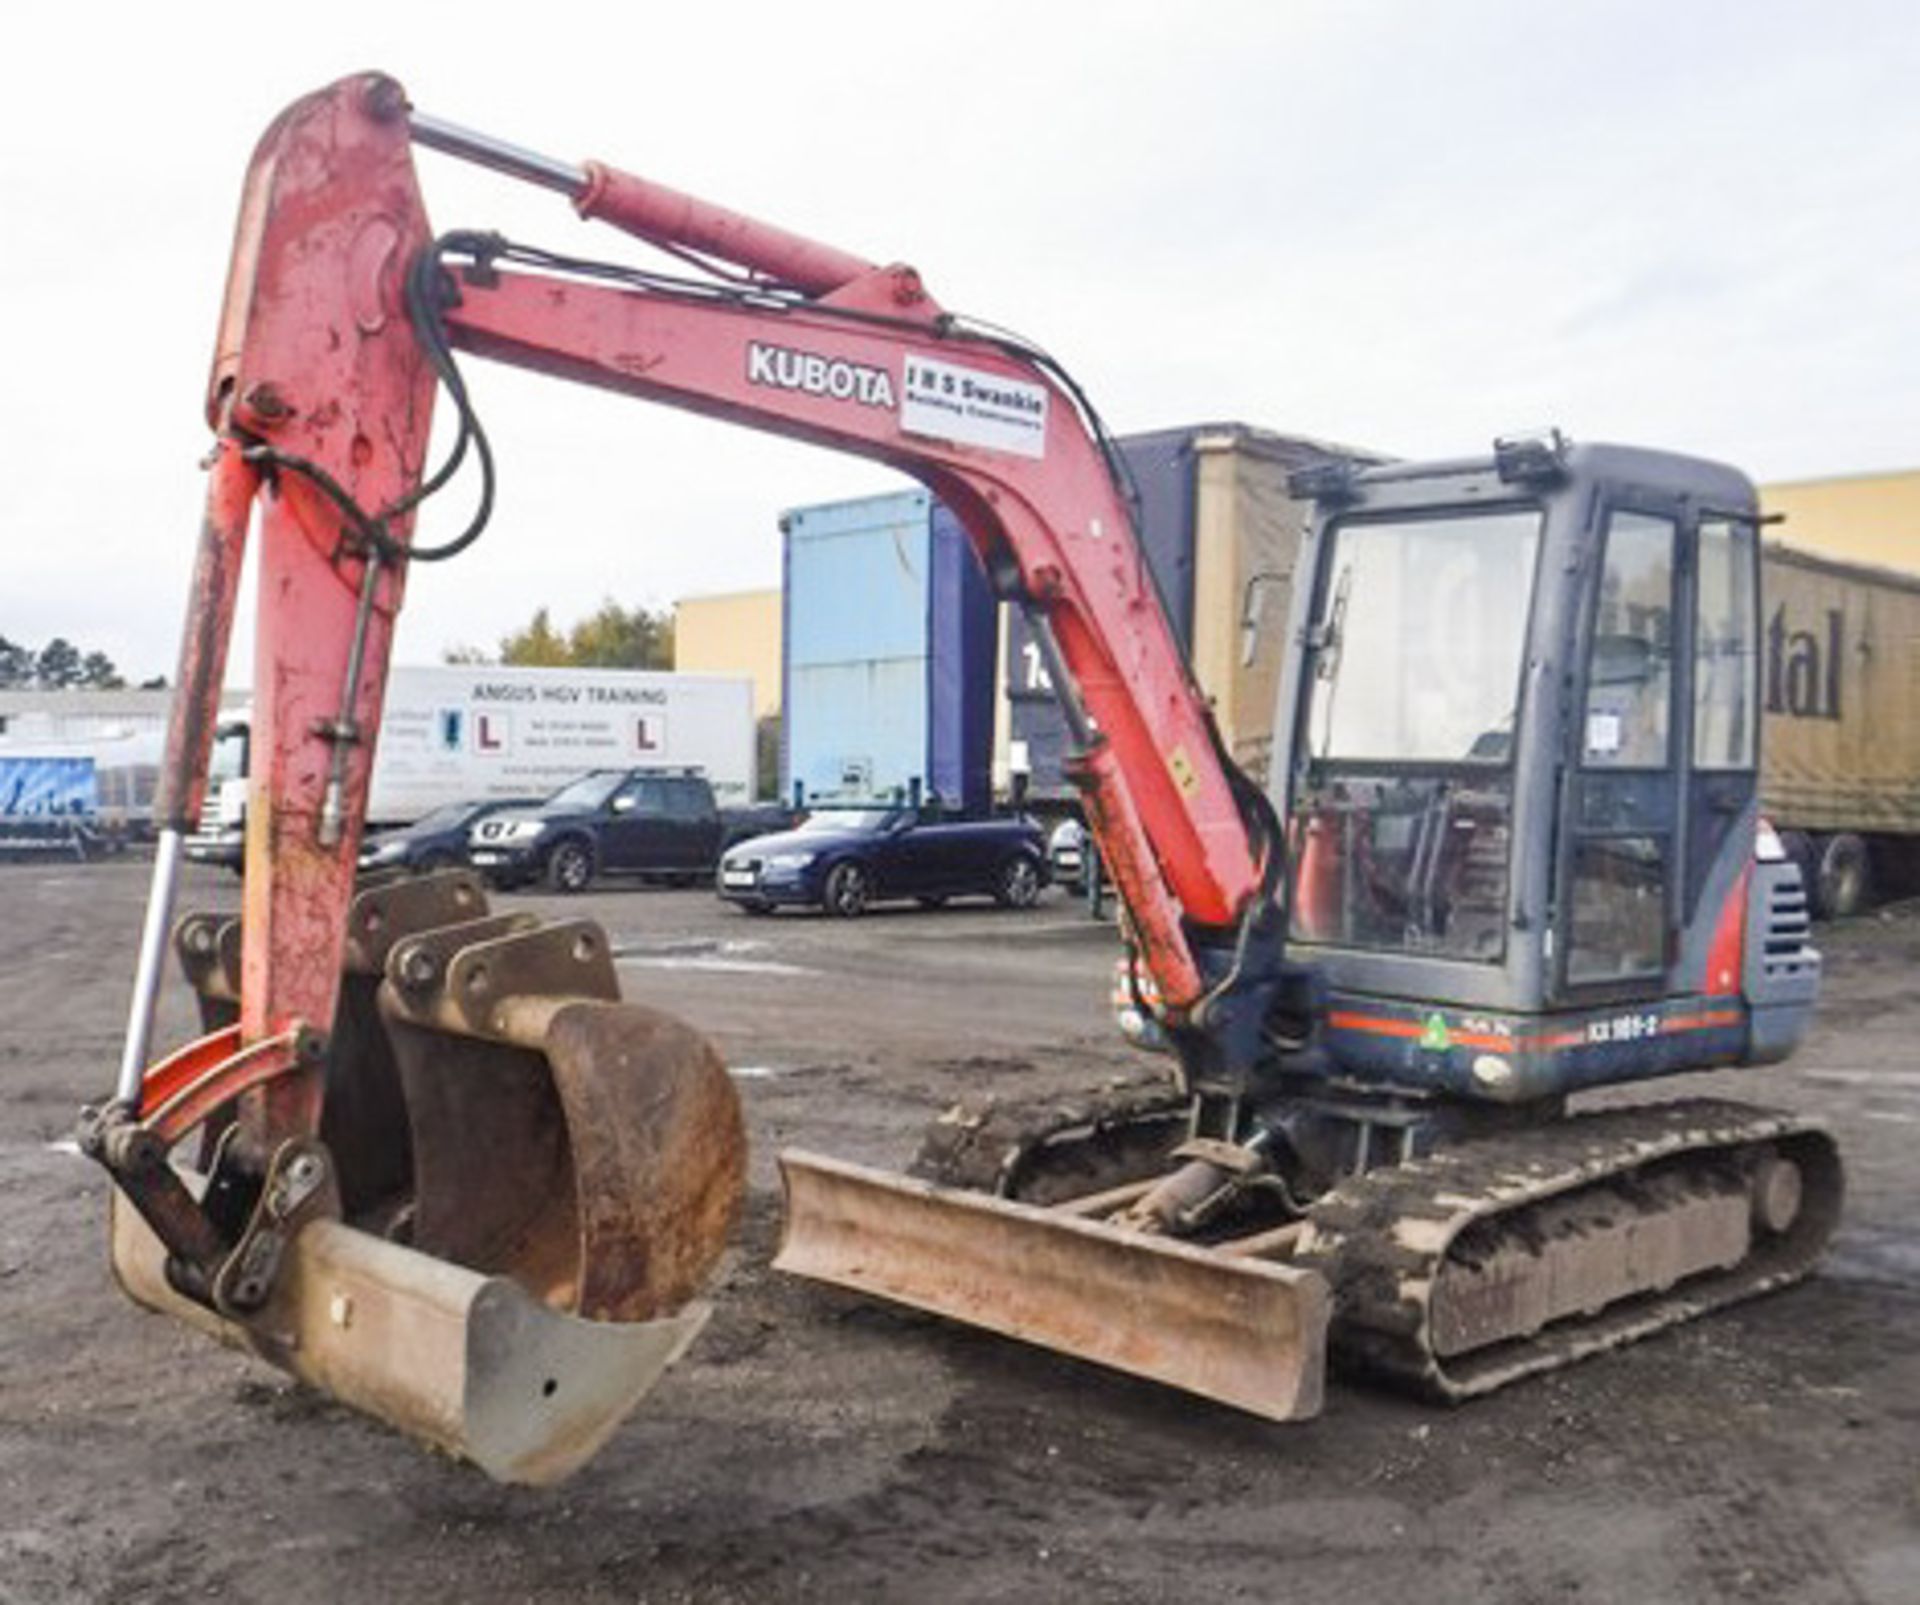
1326, 1012, 1516, 1052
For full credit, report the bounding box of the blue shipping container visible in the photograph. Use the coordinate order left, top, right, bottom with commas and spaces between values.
782, 489, 996, 811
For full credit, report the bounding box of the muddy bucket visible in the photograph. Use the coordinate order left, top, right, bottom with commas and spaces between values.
117, 881, 744, 1483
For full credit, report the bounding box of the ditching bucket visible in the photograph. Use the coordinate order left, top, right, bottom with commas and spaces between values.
121, 874, 744, 1483
775, 1150, 1331, 1422
112, 1199, 709, 1484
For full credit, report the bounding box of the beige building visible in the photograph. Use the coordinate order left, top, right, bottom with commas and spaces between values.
1761, 468, 1920, 575
674, 588, 783, 719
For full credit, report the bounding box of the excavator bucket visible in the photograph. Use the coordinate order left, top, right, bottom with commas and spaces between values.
775, 1150, 1331, 1422
111, 1198, 708, 1484
118, 873, 744, 1483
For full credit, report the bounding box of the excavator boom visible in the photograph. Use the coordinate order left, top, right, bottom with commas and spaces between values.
87, 73, 1324, 1479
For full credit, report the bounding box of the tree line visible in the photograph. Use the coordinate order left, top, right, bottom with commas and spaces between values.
445, 599, 675, 670
0, 634, 152, 690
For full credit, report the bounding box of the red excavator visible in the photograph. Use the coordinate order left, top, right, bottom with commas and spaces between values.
81, 74, 1840, 1483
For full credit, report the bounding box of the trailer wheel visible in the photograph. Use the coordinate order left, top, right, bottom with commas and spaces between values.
1813, 832, 1872, 920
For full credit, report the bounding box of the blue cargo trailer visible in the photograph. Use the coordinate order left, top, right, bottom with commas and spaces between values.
781, 489, 996, 812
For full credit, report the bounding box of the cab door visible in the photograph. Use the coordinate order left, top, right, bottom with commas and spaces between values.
602, 775, 663, 871
1554, 506, 1684, 1001
1682, 517, 1762, 926
658, 777, 717, 872
1553, 501, 1766, 1006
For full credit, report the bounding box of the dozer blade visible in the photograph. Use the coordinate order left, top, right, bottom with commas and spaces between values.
775, 1150, 1331, 1422
111, 1197, 707, 1484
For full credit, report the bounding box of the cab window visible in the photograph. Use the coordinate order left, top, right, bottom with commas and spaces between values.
1581, 512, 1674, 769
662, 778, 707, 817
1565, 510, 1678, 985
1693, 519, 1758, 770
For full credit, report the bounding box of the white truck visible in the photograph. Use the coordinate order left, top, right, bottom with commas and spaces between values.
185, 664, 756, 869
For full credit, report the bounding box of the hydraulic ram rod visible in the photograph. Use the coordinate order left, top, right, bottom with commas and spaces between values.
408, 111, 586, 196
407, 106, 876, 294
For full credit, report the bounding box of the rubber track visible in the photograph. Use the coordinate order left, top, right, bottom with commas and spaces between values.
1296, 1097, 1842, 1401
910, 1077, 1188, 1201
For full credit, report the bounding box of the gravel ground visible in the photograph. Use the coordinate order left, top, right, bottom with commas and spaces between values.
1, 858, 1916, 1603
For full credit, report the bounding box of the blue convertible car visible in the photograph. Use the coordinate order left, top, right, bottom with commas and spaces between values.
716, 805, 1049, 916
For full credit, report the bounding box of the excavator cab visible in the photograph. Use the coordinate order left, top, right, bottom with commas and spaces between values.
1276, 435, 1821, 1109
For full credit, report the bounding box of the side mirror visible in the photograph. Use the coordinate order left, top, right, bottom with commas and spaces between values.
610, 793, 637, 814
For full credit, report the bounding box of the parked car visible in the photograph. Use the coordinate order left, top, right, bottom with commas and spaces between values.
1047, 815, 1111, 918
717, 805, 1049, 916
357, 797, 545, 876
468, 768, 791, 892
1047, 817, 1091, 890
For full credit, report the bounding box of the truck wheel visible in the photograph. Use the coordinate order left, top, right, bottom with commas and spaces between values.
1813, 833, 1872, 920
822, 861, 871, 918
547, 839, 595, 894
994, 854, 1043, 910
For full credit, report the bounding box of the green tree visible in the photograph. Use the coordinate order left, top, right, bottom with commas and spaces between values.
0, 635, 31, 688
35, 637, 82, 688
441, 643, 494, 666
80, 651, 125, 689
498, 606, 570, 666
494, 601, 674, 670
756, 714, 781, 802
565, 599, 674, 670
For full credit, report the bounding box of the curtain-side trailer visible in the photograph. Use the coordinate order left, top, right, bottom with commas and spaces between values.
1760, 541, 1920, 915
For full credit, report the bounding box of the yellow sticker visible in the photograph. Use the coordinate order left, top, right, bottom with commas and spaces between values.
1168, 746, 1198, 795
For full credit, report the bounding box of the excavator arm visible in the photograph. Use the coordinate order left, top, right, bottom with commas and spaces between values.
154, 72, 1273, 1088
82, 73, 1321, 1482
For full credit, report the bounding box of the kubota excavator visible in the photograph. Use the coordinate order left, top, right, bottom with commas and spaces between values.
81, 73, 1840, 1484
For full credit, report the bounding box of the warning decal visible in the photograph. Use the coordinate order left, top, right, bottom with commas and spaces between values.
901, 355, 1048, 460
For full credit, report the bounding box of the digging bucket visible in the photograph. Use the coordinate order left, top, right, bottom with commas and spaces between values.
121, 878, 744, 1483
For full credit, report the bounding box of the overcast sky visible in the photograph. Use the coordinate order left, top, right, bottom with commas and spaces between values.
4, 1, 1915, 682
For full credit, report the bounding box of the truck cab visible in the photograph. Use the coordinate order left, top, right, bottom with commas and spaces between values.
182, 718, 251, 870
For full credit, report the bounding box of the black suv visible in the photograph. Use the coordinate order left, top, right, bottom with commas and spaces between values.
468, 769, 788, 892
